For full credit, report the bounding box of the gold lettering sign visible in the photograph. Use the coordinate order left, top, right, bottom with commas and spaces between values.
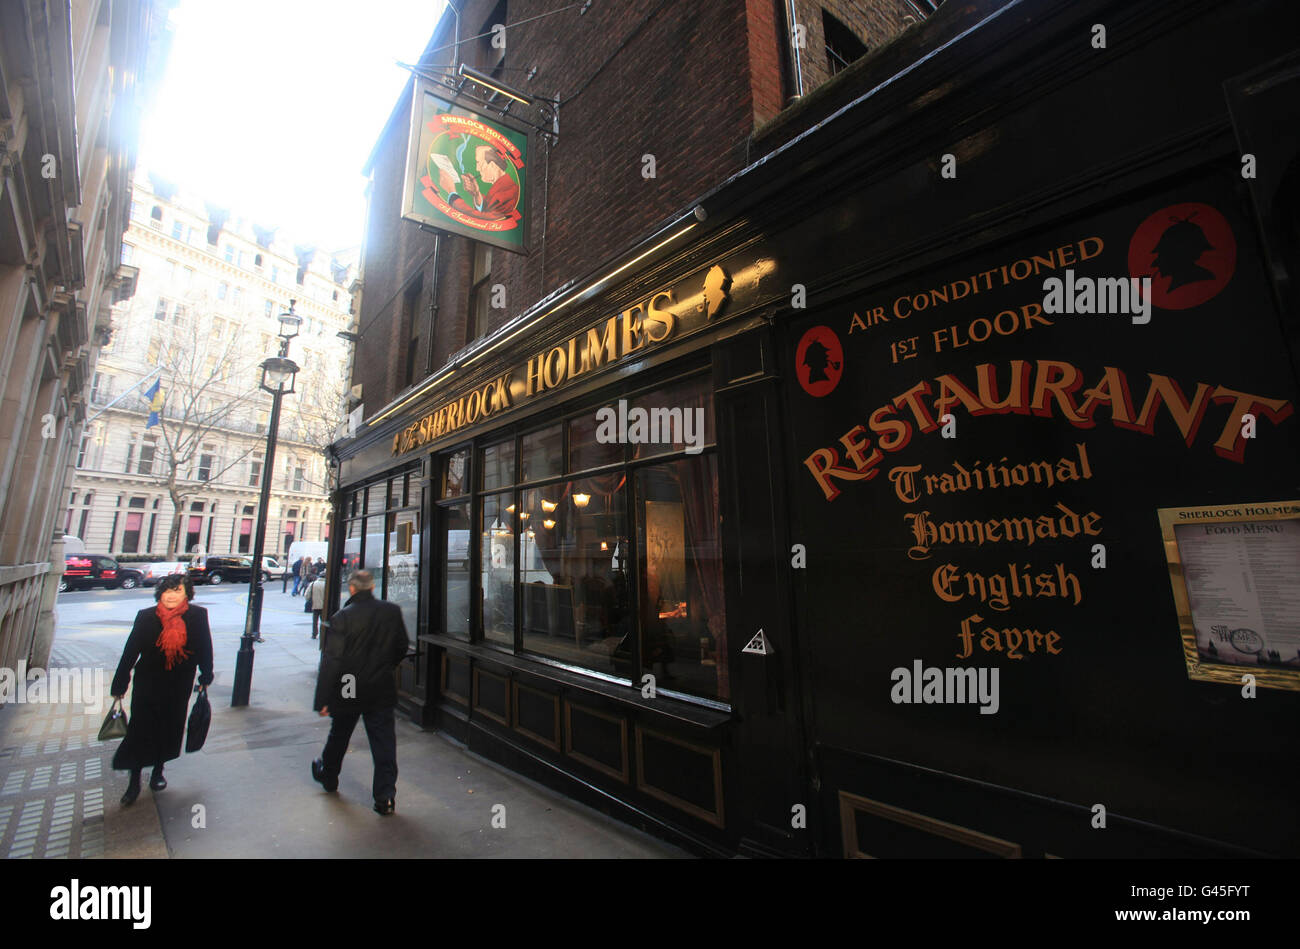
390, 274, 716, 456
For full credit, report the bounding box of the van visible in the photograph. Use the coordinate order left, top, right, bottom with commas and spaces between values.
287, 540, 330, 571
61, 534, 86, 555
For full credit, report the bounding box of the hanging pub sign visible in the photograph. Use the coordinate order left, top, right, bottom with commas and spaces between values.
401, 77, 530, 254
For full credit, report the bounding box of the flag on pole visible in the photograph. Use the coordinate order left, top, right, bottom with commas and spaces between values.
144, 379, 164, 429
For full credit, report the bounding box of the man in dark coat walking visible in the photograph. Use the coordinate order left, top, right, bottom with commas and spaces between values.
311, 570, 409, 815
290, 556, 304, 596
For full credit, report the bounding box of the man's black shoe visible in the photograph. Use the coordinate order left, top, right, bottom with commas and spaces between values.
311, 758, 338, 792
374, 799, 395, 816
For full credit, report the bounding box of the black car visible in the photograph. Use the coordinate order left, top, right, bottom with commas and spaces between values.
60, 555, 144, 592
188, 555, 256, 585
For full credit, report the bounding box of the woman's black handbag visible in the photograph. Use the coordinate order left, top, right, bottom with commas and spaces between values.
304, 593, 313, 613
185, 687, 211, 753
97, 698, 128, 741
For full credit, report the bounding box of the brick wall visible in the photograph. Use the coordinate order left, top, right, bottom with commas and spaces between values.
795, 0, 917, 94
356, 0, 794, 414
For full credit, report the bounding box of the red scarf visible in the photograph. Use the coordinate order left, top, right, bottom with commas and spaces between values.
155, 600, 191, 670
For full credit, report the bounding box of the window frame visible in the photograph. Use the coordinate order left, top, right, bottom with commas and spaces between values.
428, 360, 722, 704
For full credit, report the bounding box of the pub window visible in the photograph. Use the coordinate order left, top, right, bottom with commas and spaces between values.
237, 518, 253, 553
292, 466, 305, 492
385, 471, 422, 640
154, 298, 169, 321
171, 220, 184, 240
436, 369, 722, 699
519, 372, 724, 700
138, 435, 156, 475
520, 423, 563, 483
339, 517, 362, 609
149, 205, 162, 224
478, 440, 517, 646
469, 243, 493, 342
439, 449, 472, 639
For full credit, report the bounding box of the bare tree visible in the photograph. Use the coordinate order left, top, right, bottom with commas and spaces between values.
283, 347, 349, 496
148, 296, 264, 557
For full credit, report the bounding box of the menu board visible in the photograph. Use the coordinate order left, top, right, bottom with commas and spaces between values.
1160, 501, 1300, 689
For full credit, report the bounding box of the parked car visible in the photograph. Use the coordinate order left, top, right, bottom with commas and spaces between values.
142, 562, 187, 586
60, 555, 144, 592
188, 555, 256, 585
261, 556, 287, 579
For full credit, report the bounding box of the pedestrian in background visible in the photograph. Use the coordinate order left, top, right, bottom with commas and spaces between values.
111, 574, 213, 806
306, 572, 327, 641
290, 556, 304, 596
312, 570, 408, 815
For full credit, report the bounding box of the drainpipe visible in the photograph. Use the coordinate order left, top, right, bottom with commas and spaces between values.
783, 0, 804, 101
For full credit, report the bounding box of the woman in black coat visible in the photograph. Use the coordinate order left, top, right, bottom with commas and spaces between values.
110, 573, 213, 805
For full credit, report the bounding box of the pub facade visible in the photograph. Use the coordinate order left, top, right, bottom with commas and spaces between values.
330, 0, 1300, 858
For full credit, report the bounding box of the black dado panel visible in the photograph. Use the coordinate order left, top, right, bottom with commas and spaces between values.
637, 727, 723, 827
443, 654, 470, 706
565, 701, 628, 782
852, 810, 999, 859
473, 667, 510, 726
514, 682, 560, 750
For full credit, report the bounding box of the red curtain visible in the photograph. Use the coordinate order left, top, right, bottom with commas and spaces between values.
673, 456, 727, 699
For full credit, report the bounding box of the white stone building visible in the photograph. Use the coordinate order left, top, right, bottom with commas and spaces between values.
66, 174, 357, 561
1, 0, 171, 671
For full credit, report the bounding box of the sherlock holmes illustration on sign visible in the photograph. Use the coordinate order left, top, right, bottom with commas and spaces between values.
784, 166, 1299, 752
401, 78, 529, 253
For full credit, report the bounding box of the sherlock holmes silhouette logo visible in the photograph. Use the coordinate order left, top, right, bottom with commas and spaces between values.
796, 325, 844, 397
1128, 202, 1236, 310
414, 93, 526, 245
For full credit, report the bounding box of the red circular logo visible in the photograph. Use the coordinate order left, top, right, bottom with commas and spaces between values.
795, 325, 843, 397
1128, 202, 1235, 310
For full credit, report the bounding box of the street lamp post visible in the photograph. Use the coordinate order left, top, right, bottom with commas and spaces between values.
231, 302, 301, 707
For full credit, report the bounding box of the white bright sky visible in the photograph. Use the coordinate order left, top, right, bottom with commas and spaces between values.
138, 0, 447, 251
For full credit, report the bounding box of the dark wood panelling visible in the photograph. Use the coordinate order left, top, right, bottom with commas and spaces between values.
838, 791, 1021, 859
441, 653, 469, 707
564, 700, 629, 783
472, 666, 511, 726
635, 726, 724, 828
513, 682, 561, 751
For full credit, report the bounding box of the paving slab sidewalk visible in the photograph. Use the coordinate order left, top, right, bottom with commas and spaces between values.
2, 596, 686, 860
